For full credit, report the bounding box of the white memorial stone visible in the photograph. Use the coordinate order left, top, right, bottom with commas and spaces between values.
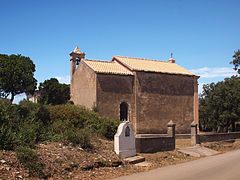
114, 122, 136, 158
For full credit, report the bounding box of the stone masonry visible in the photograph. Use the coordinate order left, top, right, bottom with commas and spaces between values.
70, 46, 200, 134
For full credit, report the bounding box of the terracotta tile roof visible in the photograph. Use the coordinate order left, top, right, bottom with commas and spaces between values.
83, 59, 133, 75
113, 56, 196, 76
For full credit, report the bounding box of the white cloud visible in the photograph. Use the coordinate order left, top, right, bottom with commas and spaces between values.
190, 67, 237, 78
56, 75, 70, 84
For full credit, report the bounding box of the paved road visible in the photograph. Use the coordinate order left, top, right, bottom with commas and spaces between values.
114, 150, 240, 180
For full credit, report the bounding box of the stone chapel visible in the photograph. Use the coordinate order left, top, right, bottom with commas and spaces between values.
70, 46, 199, 134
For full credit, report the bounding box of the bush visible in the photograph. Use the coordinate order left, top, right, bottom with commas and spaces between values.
48, 105, 86, 130
0, 124, 17, 150
0, 100, 19, 150
84, 116, 119, 140
49, 104, 119, 139
0, 100, 119, 151
0, 100, 52, 150
19, 100, 51, 125
0, 100, 20, 127
35, 105, 51, 125
98, 118, 119, 140
65, 128, 92, 149
16, 122, 40, 148
92, 102, 99, 112
16, 147, 45, 177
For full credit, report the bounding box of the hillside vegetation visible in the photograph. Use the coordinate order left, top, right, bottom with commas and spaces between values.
0, 99, 119, 178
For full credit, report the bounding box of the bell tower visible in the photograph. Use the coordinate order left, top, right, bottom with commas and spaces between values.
70, 46, 85, 101
70, 46, 85, 83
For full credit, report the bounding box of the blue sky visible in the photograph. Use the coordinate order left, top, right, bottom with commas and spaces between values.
0, 0, 239, 103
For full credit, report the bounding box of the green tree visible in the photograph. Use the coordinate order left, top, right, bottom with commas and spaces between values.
199, 83, 217, 131
230, 49, 240, 74
38, 78, 70, 105
0, 54, 37, 102
199, 76, 240, 132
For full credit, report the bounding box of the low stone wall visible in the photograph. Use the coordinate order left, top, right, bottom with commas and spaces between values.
135, 134, 175, 153
191, 122, 240, 145
135, 120, 176, 153
176, 134, 191, 139
198, 132, 240, 143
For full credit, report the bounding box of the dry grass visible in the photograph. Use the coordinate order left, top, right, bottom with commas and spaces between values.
1, 138, 240, 179
201, 139, 240, 153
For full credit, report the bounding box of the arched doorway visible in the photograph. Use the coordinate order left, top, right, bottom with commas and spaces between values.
120, 102, 128, 121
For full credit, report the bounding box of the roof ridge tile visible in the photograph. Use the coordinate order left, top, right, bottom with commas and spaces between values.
84, 59, 110, 63
114, 56, 169, 63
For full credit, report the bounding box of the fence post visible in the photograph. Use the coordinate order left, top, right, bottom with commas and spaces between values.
168, 120, 176, 149
191, 121, 199, 145
168, 120, 176, 137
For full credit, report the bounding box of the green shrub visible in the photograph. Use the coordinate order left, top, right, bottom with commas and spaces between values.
98, 118, 119, 140
35, 105, 51, 125
0, 124, 17, 150
19, 100, 51, 125
15, 102, 51, 147
0, 100, 52, 150
84, 115, 119, 140
16, 147, 45, 178
49, 104, 119, 140
16, 122, 39, 148
65, 128, 92, 149
0, 100, 119, 150
18, 100, 37, 113
0, 100, 19, 150
0, 100, 20, 127
48, 104, 86, 129
92, 102, 99, 113
49, 104, 118, 138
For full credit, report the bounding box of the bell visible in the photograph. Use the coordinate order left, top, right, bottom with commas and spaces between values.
76, 58, 80, 65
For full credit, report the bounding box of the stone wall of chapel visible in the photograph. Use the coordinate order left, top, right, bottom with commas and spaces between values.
135, 72, 194, 134
71, 61, 97, 109
96, 74, 136, 130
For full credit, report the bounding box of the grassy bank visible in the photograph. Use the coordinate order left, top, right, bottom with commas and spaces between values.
0, 99, 119, 178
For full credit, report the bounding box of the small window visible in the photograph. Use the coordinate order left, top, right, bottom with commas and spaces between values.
125, 126, 130, 137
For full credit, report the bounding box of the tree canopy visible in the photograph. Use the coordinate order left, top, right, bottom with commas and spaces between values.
199, 76, 240, 132
230, 49, 240, 74
38, 78, 70, 105
0, 54, 37, 102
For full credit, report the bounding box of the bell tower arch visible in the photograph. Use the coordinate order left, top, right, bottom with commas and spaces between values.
70, 46, 85, 81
